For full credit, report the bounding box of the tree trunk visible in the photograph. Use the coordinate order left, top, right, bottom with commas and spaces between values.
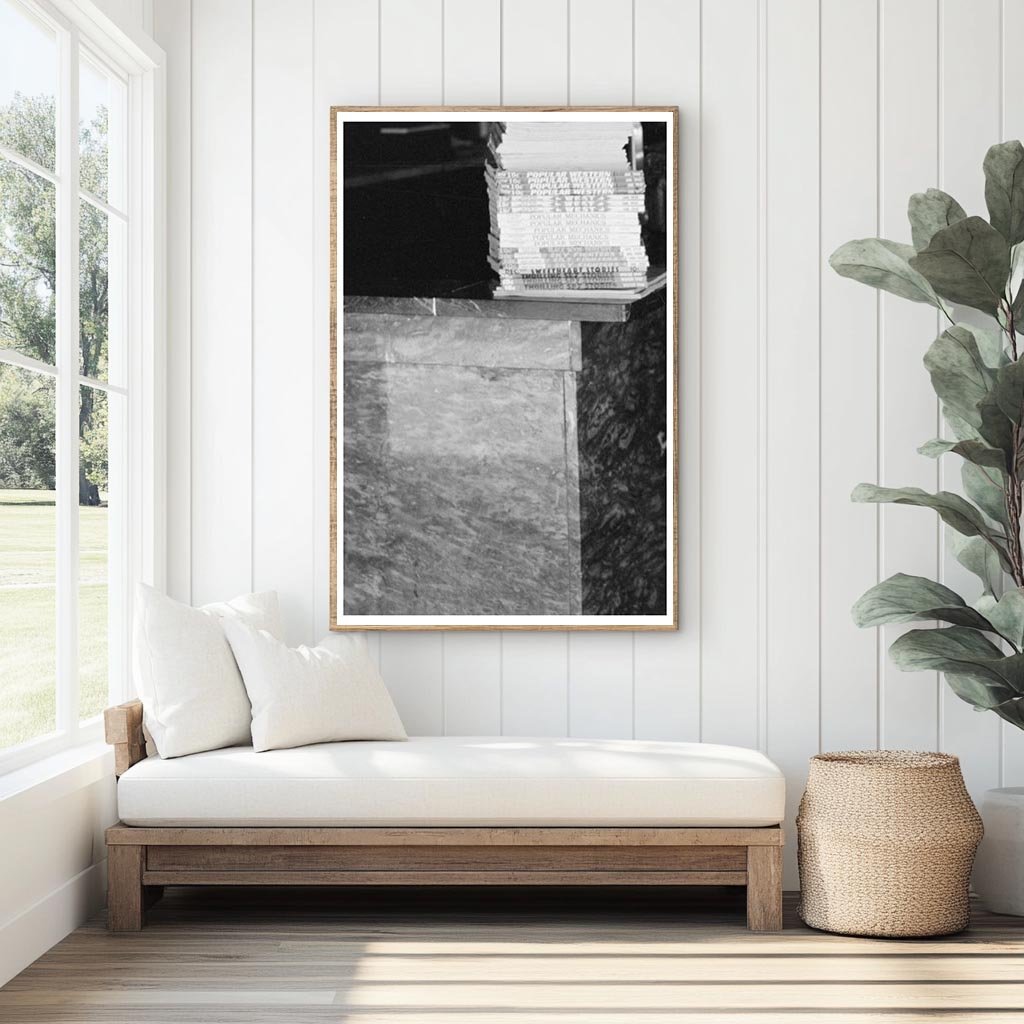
79, 465, 99, 506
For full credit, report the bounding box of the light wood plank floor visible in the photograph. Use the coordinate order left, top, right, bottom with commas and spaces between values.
3, 886, 1024, 1022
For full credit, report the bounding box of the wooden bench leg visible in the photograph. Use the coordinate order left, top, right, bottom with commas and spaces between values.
108, 845, 145, 932
746, 845, 783, 931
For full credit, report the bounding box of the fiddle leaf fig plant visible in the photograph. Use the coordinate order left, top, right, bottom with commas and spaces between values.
832, 140, 1024, 731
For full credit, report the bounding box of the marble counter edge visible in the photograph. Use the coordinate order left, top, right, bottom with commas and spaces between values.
342, 293, 654, 324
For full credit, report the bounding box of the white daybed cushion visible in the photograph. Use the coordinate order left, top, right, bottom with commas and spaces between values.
133, 585, 283, 759
222, 621, 407, 751
117, 736, 786, 827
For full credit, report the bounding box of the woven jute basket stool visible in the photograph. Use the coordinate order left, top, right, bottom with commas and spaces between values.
797, 751, 983, 938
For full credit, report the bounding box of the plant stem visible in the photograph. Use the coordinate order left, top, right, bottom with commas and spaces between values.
1005, 475, 1024, 588
1005, 305, 1024, 587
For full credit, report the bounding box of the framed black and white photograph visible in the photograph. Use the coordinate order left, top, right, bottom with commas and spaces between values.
330, 107, 678, 631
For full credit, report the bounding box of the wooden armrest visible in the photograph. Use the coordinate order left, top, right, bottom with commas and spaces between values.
104, 699, 148, 776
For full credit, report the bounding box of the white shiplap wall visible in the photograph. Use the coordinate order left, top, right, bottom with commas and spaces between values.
153, 0, 1024, 883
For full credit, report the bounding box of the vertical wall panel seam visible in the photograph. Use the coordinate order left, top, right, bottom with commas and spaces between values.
999, 0, 1005, 144
250, 0, 256, 595
999, 0, 1006, 785
439, 0, 446, 734
498, 0, 504, 104
629, 0, 636, 728
697, 0, 704, 743
935, 0, 944, 750
441, 636, 447, 734
876, 0, 885, 749
566, 635, 571, 734
816, 0, 823, 756
630, 0, 636, 105
626, 630, 634, 737
565, 0, 572, 736
566, 0, 571, 104
310, 0, 318, 642
181, 0, 192, 608
377, 0, 383, 104
756, 0, 769, 753
187, 0, 195, 605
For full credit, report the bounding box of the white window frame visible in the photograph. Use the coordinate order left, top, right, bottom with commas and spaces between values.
0, 0, 164, 776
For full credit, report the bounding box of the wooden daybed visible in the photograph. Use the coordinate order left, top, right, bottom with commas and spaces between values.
104, 700, 785, 932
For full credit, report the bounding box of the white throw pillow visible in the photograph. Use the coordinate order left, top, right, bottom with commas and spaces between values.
133, 584, 283, 758
223, 622, 407, 752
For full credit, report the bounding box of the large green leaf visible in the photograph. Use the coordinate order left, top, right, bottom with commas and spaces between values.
1011, 278, 1024, 325
986, 688, 1024, 728
908, 188, 968, 251
888, 627, 1024, 706
944, 671, 1023, 713
993, 357, 1024, 423
942, 406, 983, 441
951, 532, 1004, 596
962, 462, 1009, 527
1009, 242, 1024, 317
890, 624, 1003, 669
977, 589, 1024, 649
978, 391, 1016, 458
918, 437, 1007, 470
909, 216, 1010, 314
1006, 240, 1024, 326
966, 322, 1011, 368
851, 483, 1009, 555
984, 140, 1024, 246
923, 325, 996, 427
853, 573, 994, 630
830, 238, 943, 307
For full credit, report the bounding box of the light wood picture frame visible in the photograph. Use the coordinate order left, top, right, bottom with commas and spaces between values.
330, 107, 679, 631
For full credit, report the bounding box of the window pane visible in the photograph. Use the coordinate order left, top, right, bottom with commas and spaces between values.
0, 0, 57, 172
80, 203, 123, 383
0, 158, 56, 364
79, 52, 125, 209
79, 384, 110, 723
0, 362, 56, 750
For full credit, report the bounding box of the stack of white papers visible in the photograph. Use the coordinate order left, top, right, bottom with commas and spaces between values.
486, 122, 650, 295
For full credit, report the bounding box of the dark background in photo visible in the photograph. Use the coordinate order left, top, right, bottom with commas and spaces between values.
341, 121, 668, 296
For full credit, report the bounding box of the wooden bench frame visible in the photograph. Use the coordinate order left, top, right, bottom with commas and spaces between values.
104, 700, 784, 932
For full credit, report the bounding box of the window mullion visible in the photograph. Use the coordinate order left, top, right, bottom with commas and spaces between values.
55, 24, 81, 735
